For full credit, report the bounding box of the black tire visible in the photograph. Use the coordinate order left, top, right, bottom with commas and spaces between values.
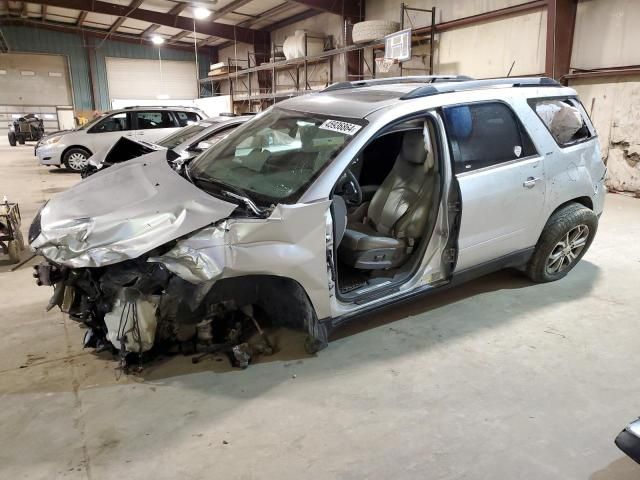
7, 240, 20, 264
8, 132, 16, 147
526, 203, 598, 283
14, 229, 25, 251
17, 135, 25, 145
63, 147, 91, 172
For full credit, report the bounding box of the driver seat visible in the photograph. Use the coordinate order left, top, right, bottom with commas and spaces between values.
339, 130, 435, 270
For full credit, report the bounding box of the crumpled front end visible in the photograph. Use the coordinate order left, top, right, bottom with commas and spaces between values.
31, 160, 332, 366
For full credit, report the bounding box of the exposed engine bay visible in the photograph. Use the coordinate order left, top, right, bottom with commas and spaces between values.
33, 257, 282, 369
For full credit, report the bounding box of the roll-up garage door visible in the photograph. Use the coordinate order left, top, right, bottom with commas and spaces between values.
0, 53, 73, 135
105, 57, 197, 102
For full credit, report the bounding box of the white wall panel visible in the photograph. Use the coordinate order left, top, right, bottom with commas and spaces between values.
436, 10, 546, 78
570, 76, 640, 193
572, 0, 640, 70
105, 57, 197, 101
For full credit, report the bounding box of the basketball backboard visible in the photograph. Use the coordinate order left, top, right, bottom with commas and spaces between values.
385, 28, 412, 62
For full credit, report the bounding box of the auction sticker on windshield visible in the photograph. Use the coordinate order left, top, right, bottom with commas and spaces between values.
319, 119, 362, 136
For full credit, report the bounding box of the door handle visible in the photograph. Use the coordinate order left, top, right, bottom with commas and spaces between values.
523, 177, 541, 188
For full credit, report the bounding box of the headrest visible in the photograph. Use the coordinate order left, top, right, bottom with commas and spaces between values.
400, 130, 428, 164
250, 134, 268, 148
299, 125, 317, 152
444, 106, 473, 140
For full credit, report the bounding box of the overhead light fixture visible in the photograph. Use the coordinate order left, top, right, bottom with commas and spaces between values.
193, 7, 211, 19
156, 94, 170, 100
151, 35, 164, 45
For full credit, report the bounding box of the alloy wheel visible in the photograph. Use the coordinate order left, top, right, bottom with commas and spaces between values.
545, 224, 590, 275
67, 152, 88, 171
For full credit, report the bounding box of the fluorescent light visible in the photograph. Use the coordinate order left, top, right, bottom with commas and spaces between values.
193, 7, 211, 19
151, 35, 164, 45
156, 94, 170, 100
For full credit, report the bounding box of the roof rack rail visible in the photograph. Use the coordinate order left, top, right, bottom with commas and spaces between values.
400, 76, 561, 100
322, 75, 474, 92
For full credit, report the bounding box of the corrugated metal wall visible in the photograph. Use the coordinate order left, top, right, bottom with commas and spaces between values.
0, 25, 211, 112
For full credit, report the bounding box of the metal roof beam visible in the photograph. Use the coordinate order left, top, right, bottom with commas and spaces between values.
0, 17, 212, 52
108, 0, 144, 34
288, 0, 363, 20
76, 10, 87, 26
26, 0, 270, 43
141, 23, 160, 37
167, 30, 190, 44
211, 0, 254, 20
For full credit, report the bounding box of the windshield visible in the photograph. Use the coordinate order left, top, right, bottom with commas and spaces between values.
189, 108, 366, 204
157, 122, 211, 149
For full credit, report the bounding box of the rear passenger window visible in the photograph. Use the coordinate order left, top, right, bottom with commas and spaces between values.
136, 111, 176, 129
443, 102, 537, 174
175, 111, 200, 127
530, 99, 593, 146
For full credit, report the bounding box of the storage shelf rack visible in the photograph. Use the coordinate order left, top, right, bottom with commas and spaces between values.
198, 4, 437, 111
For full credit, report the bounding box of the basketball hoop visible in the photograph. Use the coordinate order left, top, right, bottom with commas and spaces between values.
375, 28, 411, 74
375, 57, 397, 73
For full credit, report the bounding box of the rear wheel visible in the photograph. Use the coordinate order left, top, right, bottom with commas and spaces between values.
526, 203, 598, 282
63, 148, 90, 172
8, 132, 16, 146
17, 135, 25, 145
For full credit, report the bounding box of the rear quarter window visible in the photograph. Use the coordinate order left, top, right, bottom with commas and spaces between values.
529, 98, 594, 147
175, 111, 201, 127
136, 111, 176, 129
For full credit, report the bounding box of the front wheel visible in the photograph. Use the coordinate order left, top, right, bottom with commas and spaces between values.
17, 135, 25, 145
8, 132, 16, 146
63, 148, 90, 172
526, 203, 598, 283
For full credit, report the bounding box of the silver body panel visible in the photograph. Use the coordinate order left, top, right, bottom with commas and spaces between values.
31, 152, 237, 267
32, 81, 605, 323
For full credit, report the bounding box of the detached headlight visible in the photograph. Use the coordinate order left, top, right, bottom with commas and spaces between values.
41, 135, 63, 146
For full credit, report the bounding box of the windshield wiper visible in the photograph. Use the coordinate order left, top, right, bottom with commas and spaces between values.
190, 174, 267, 217
220, 190, 264, 217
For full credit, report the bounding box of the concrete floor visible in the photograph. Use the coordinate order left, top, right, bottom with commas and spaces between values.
1, 139, 639, 480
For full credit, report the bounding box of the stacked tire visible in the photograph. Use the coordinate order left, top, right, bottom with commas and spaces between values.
352, 20, 400, 44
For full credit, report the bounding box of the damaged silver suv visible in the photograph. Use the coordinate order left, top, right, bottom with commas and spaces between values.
30, 76, 606, 365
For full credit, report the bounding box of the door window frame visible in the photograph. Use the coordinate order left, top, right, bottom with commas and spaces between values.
440, 99, 540, 177
186, 123, 242, 152
329, 109, 447, 304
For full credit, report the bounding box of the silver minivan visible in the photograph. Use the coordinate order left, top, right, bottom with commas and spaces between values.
31, 77, 606, 364
35, 106, 205, 172
84, 115, 249, 175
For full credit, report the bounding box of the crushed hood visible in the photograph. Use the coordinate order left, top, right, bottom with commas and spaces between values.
31, 152, 237, 267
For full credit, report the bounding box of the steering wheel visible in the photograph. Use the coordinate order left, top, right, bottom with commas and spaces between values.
337, 169, 363, 207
